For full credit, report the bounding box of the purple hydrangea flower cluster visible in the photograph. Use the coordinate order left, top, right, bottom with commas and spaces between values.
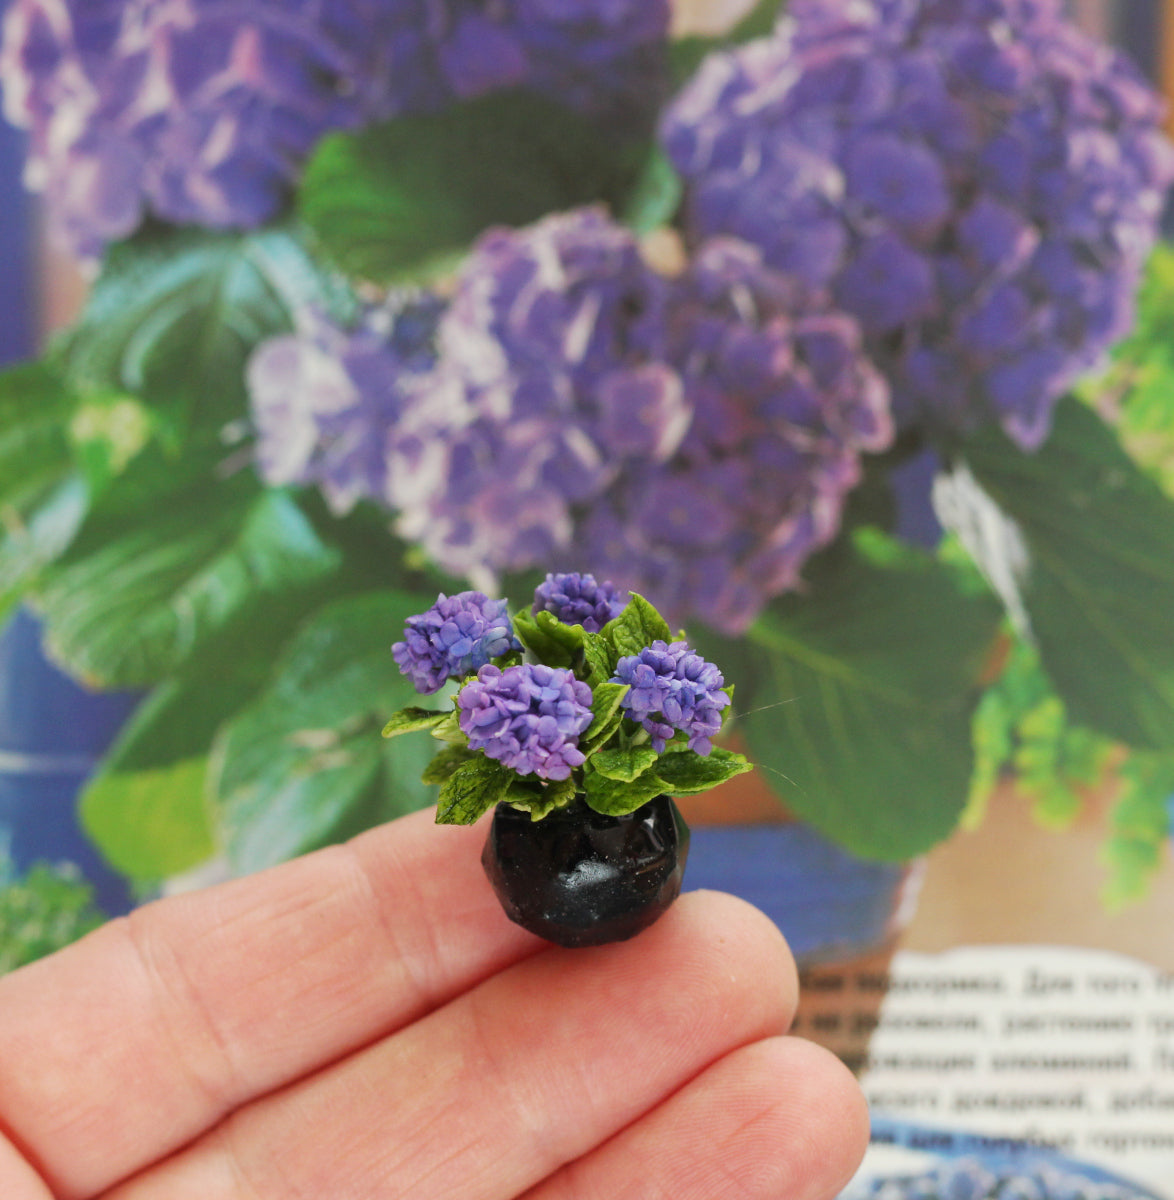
611, 640, 730, 755
457, 662, 594, 780
389, 210, 890, 633
392, 590, 520, 694
844, 1155, 1146, 1200
247, 293, 443, 516
661, 0, 1174, 448
384, 0, 671, 123
575, 238, 892, 632
0, 0, 669, 254
386, 207, 680, 575
532, 572, 627, 633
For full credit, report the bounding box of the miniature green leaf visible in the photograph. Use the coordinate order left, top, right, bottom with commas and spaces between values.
602, 592, 672, 659
421, 745, 479, 785
652, 747, 753, 794
511, 610, 574, 667
589, 744, 660, 783
436, 755, 514, 824
381, 707, 449, 739
582, 764, 667, 816
581, 631, 618, 688
582, 681, 629, 750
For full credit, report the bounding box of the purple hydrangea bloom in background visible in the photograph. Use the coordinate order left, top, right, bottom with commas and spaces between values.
0, 0, 669, 254
387, 207, 679, 575
247, 292, 443, 515
574, 238, 892, 633
0, 0, 392, 252
532, 572, 627, 633
612, 640, 730, 755
661, 0, 1174, 448
393, 591, 520, 694
457, 662, 594, 779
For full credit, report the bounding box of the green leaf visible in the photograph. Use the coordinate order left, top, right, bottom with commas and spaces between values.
652, 746, 753, 795
620, 146, 682, 234
503, 776, 578, 821
963, 396, 1174, 749
602, 592, 672, 659
38, 481, 341, 687
582, 681, 629, 750
421, 745, 479, 785
670, 0, 786, 86
740, 534, 1002, 860
382, 707, 449, 739
0, 860, 106, 973
581, 631, 618, 688
55, 224, 342, 446
436, 755, 514, 825
80, 757, 217, 880
512, 608, 584, 667
0, 361, 89, 613
1100, 751, 1174, 908
590, 743, 659, 783
298, 90, 648, 282
582, 763, 667, 817
211, 591, 439, 873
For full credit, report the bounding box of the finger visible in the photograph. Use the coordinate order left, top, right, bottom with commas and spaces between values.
521, 1037, 870, 1200
100, 891, 798, 1200
0, 807, 542, 1200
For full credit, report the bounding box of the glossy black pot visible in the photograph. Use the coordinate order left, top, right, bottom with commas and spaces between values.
481, 793, 690, 948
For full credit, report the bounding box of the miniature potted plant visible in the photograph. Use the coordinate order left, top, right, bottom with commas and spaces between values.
381, 573, 750, 945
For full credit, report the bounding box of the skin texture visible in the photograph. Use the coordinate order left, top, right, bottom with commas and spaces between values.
0, 807, 869, 1199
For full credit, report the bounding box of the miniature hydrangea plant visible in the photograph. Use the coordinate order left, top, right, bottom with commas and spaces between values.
382, 572, 752, 946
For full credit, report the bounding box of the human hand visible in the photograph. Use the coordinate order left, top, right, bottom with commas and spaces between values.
0, 807, 869, 1199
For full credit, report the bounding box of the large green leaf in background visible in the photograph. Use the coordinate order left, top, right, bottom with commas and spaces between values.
55, 224, 342, 446
37, 475, 341, 688
210, 591, 439, 874
736, 533, 1002, 861
0, 362, 88, 616
76, 563, 368, 882
962, 396, 1174, 750
298, 90, 650, 282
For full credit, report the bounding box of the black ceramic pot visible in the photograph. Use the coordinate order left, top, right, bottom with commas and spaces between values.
481, 793, 690, 948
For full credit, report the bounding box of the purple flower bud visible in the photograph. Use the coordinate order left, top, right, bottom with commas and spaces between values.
532, 572, 627, 633
457, 662, 594, 780
612, 640, 730, 755
393, 591, 521, 695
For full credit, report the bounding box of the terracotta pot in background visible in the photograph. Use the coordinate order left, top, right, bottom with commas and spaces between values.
678, 765, 922, 1072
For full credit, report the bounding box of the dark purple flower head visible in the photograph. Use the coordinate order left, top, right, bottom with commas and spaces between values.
532, 572, 627, 633
393, 591, 521, 695
612, 640, 730, 756
1, 0, 669, 254
662, 0, 1174, 447
388, 207, 677, 575
573, 238, 892, 633
247, 293, 443, 515
457, 662, 594, 779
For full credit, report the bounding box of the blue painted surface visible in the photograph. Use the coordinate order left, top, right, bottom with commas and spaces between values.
0, 118, 35, 368
684, 822, 909, 966
0, 610, 141, 914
